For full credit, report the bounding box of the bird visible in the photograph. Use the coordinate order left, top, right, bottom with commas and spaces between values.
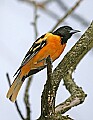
6, 26, 80, 102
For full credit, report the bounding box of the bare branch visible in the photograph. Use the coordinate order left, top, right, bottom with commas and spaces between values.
53, 21, 93, 113
39, 56, 55, 119
41, 0, 54, 6
31, 1, 38, 39
15, 102, 25, 120
55, 68, 86, 114
56, 0, 89, 27
39, 21, 93, 119
51, 0, 83, 32
24, 2, 38, 119
24, 76, 32, 120
6, 73, 11, 87
46, 56, 55, 116
46, 56, 53, 82
6, 1, 93, 119
39, 7, 59, 20
19, 0, 59, 20
6, 73, 25, 120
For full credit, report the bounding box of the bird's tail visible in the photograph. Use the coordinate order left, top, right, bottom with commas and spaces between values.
6, 74, 23, 102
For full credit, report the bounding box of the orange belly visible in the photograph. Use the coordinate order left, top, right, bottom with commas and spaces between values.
20, 35, 66, 77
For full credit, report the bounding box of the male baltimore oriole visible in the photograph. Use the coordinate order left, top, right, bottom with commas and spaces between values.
6, 26, 80, 102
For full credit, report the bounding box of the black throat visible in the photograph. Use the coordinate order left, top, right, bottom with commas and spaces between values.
53, 31, 71, 45
61, 36, 68, 44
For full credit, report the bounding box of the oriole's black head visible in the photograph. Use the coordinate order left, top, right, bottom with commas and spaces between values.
53, 26, 80, 44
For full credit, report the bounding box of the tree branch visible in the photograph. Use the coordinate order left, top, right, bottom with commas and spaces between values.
31, 1, 38, 40
56, 0, 89, 27
55, 69, 86, 114
19, 0, 59, 20
19, 0, 88, 28
38, 56, 55, 119
53, 21, 93, 91
51, 0, 83, 32
24, 76, 32, 120
6, 0, 93, 119
39, 21, 93, 119
53, 21, 93, 114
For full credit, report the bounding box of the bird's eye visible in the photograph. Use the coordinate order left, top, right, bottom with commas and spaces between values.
64, 27, 68, 30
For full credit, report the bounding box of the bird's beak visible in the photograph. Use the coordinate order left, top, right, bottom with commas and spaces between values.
70, 29, 80, 34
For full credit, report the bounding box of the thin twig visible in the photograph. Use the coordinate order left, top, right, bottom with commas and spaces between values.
6, 73, 25, 120
24, 2, 39, 119
19, 0, 89, 27
39, 6, 59, 20
51, 0, 83, 32
24, 76, 32, 120
15, 101, 25, 120
41, 0, 54, 6
19, 0, 59, 20
56, 0, 89, 27
31, 1, 38, 40
34, 4, 38, 39
6, 73, 11, 87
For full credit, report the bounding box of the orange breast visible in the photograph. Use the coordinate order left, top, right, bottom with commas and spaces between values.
20, 34, 66, 77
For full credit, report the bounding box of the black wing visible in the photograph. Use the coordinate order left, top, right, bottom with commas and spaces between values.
13, 34, 47, 77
